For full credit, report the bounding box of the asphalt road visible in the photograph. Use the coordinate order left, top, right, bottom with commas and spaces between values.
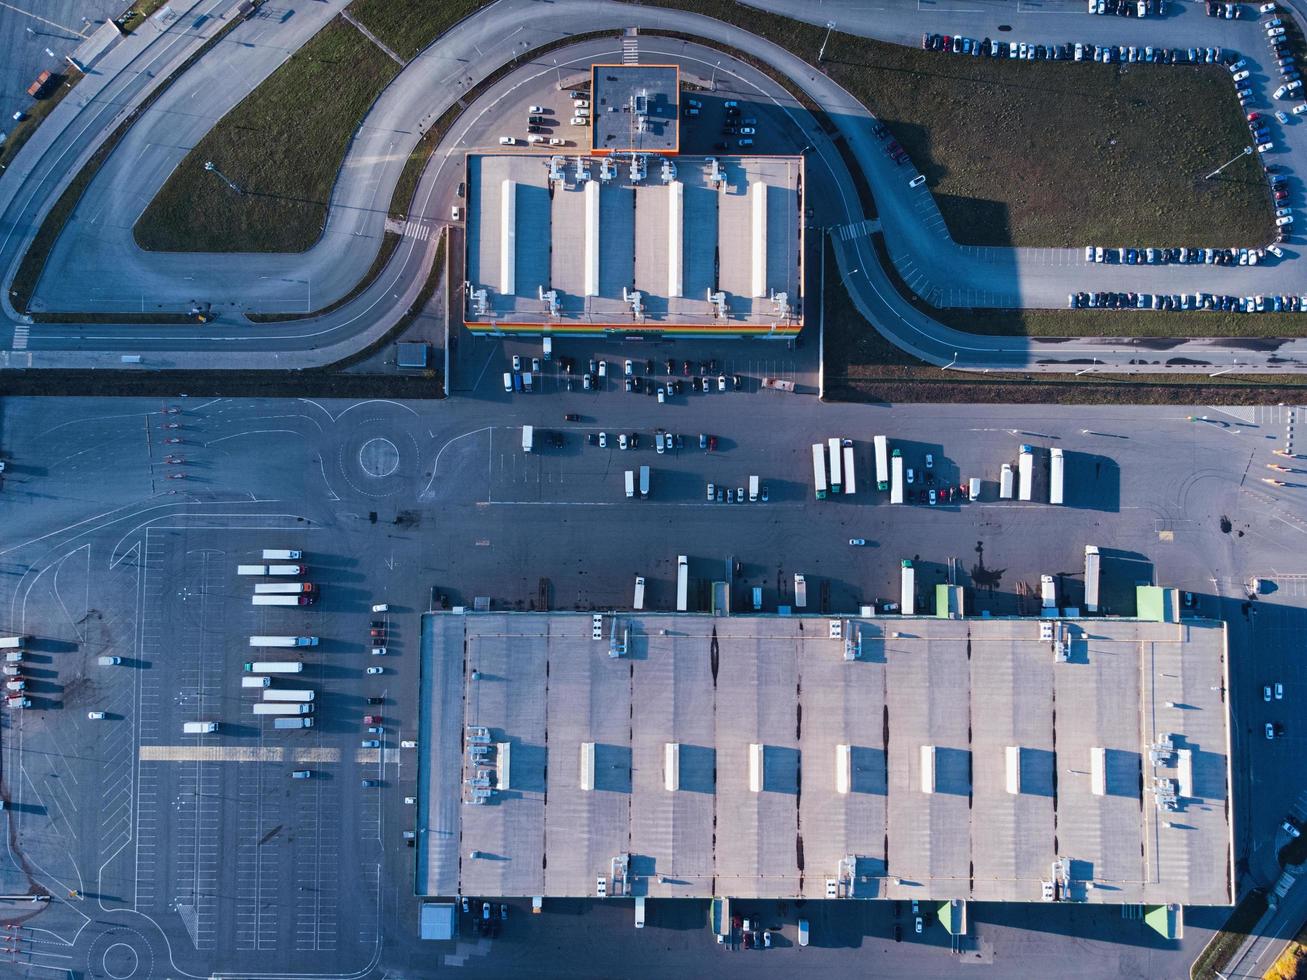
7, 0, 1307, 372
0, 387, 1305, 976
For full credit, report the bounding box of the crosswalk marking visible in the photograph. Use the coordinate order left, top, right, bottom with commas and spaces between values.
404, 220, 430, 241
12, 324, 29, 351
836, 218, 877, 242
622, 37, 639, 64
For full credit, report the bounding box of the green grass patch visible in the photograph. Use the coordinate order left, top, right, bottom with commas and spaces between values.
0, 70, 83, 174
345, 0, 488, 61
1191, 889, 1268, 980
134, 16, 399, 253
644, 0, 1271, 248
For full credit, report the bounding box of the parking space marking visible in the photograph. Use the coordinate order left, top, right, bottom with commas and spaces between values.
140, 745, 285, 762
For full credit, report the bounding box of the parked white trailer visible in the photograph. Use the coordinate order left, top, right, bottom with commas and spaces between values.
263, 689, 315, 702
252, 703, 313, 715
274, 717, 314, 729
828, 437, 843, 493
1018, 445, 1034, 501
243, 661, 304, 673
1041, 574, 1057, 610
873, 435, 890, 491
676, 556, 689, 612
625, 470, 635, 498
238, 564, 268, 576
262, 549, 301, 560
901, 560, 915, 615
249, 635, 317, 647
183, 721, 217, 733
1084, 545, 1101, 614
267, 564, 304, 576
890, 451, 904, 504
254, 582, 313, 594
522, 425, 534, 453
811, 444, 828, 500
794, 573, 808, 608
1050, 447, 1065, 505
749, 475, 759, 502
252, 595, 309, 606
633, 576, 645, 610
241, 676, 271, 688
842, 445, 856, 496
999, 463, 1014, 499
639, 465, 650, 499
0, 637, 25, 649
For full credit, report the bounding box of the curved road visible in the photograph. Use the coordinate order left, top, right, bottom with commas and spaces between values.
2, 0, 1307, 371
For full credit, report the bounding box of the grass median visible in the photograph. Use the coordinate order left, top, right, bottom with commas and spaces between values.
0, 71, 83, 174
644, 0, 1272, 248
133, 16, 399, 253
1190, 889, 1268, 980
345, 0, 489, 61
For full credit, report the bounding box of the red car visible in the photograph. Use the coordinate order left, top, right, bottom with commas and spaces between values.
364, 715, 381, 725
1248, 111, 1261, 122
369, 628, 385, 638
708, 435, 718, 451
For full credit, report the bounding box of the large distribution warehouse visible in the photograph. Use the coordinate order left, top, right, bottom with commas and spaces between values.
415, 608, 1233, 921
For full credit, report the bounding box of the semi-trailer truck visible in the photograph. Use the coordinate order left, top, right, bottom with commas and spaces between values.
999, 463, 1014, 499
243, 662, 304, 673
625, 470, 634, 498
263, 689, 315, 702
1084, 545, 1101, 614
1041, 574, 1057, 611
794, 573, 808, 608
842, 444, 857, 496
676, 556, 689, 612
811, 444, 828, 500
873, 435, 890, 491
890, 451, 904, 504
749, 475, 759, 502
522, 425, 534, 453
239, 564, 304, 576
273, 716, 314, 729
639, 465, 650, 499
828, 437, 843, 494
248, 636, 318, 647
0, 637, 26, 649
262, 549, 301, 560
252, 703, 313, 715
183, 721, 217, 733
242, 676, 272, 688
901, 560, 915, 615
252, 595, 312, 606
633, 576, 645, 610
1018, 445, 1034, 501
1049, 447, 1065, 505
254, 582, 315, 594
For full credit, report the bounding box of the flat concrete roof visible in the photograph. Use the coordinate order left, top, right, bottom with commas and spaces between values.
590, 64, 679, 155
416, 613, 1232, 906
463, 153, 803, 336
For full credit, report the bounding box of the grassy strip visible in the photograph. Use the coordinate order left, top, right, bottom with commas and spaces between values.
134, 17, 399, 253
869, 231, 1307, 339
246, 230, 400, 322
0, 71, 84, 174
1190, 889, 1269, 980
10, 13, 249, 313
118, 0, 172, 34
820, 239, 1307, 403
641, 0, 1271, 248
344, 0, 489, 62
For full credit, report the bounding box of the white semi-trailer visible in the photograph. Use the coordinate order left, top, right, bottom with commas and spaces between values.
252, 703, 313, 715
999, 463, 1014, 499
890, 451, 904, 504
676, 556, 689, 612
243, 661, 304, 673
842, 444, 857, 496
873, 435, 889, 491
274, 717, 314, 729
249, 636, 317, 647
263, 689, 315, 702
1084, 545, 1101, 614
262, 549, 301, 560
254, 582, 314, 594
1050, 448, 1065, 505
252, 595, 310, 606
901, 560, 915, 615
1018, 445, 1034, 501
1041, 574, 1057, 611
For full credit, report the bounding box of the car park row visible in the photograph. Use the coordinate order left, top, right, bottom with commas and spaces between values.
1069, 289, 1307, 311
1089, 0, 1164, 16
505, 353, 746, 395
921, 33, 1231, 65
1085, 245, 1276, 266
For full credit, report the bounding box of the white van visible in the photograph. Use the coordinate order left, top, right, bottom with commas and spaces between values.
503, 372, 513, 392
97, 656, 121, 666
969, 477, 981, 502
499, 136, 519, 145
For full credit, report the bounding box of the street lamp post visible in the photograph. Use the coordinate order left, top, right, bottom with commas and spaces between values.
710, 60, 720, 92
553, 58, 562, 91
204, 161, 242, 195
1205, 145, 1252, 181
819, 21, 836, 62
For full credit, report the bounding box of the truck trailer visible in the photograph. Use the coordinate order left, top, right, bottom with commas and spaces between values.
249, 636, 318, 647
890, 451, 904, 504
242, 676, 272, 688
263, 689, 315, 702
522, 425, 534, 453
252, 595, 311, 606
901, 560, 915, 615
639, 465, 650, 499
252, 703, 313, 715
1084, 545, 1101, 614
262, 549, 302, 560
873, 435, 889, 491
1018, 445, 1034, 501
748, 475, 759, 502
999, 463, 1014, 499
254, 582, 314, 594
676, 556, 689, 612
811, 444, 828, 500
1041, 574, 1057, 611
1049, 447, 1065, 505
794, 573, 808, 609
625, 470, 634, 498
238, 564, 304, 576
0, 637, 26, 649
828, 437, 843, 494
243, 661, 304, 673
273, 716, 314, 729
842, 444, 857, 496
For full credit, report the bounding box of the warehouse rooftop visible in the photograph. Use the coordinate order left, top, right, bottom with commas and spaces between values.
590, 63, 680, 155
415, 612, 1232, 906
462, 153, 804, 335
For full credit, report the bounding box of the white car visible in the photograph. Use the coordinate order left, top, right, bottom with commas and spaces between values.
717, 375, 727, 392
498, 136, 519, 145
527, 134, 544, 144
1234, 70, 1250, 82
597, 360, 607, 378
570, 116, 588, 126
573, 98, 589, 108
1276, 682, 1285, 699
598, 431, 607, 448
361, 740, 380, 748
1266, 684, 1274, 702
1285, 821, 1302, 838
1277, 110, 1291, 123
925, 453, 934, 470
371, 603, 389, 613
1294, 103, 1307, 115
87, 711, 107, 720
1269, 26, 1287, 37
906, 467, 915, 484
529, 104, 545, 114
548, 137, 565, 145
512, 354, 521, 371
618, 433, 629, 450
1278, 215, 1295, 226
706, 482, 715, 501
371, 647, 386, 656
849, 538, 866, 546
1259, 142, 1275, 153
624, 359, 633, 376
656, 432, 665, 454
367, 666, 384, 675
